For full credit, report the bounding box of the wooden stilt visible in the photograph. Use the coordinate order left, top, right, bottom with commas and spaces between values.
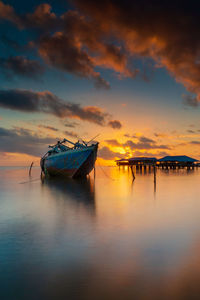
153, 165, 156, 184
130, 165, 135, 180
29, 162, 34, 177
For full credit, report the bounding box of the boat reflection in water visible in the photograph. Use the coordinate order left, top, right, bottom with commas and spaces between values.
41, 175, 96, 214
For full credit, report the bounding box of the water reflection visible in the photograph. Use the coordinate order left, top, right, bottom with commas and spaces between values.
1, 167, 200, 299
41, 176, 96, 213
158, 167, 195, 175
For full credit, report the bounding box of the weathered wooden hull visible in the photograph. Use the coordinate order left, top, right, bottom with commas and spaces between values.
41, 144, 98, 178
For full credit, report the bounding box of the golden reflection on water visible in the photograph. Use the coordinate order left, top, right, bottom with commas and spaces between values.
0, 166, 200, 299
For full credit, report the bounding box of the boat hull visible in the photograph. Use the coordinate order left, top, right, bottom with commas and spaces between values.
41, 144, 98, 178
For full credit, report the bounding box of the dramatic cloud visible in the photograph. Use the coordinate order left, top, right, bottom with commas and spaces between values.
2, 1, 200, 100
133, 150, 169, 158
61, 10, 136, 76
39, 32, 110, 89
124, 139, 170, 150
190, 141, 200, 145
37, 8, 136, 86
105, 139, 121, 147
0, 2, 58, 30
106, 136, 170, 150
0, 1, 22, 27
38, 125, 58, 132
124, 133, 137, 138
154, 132, 168, 138
64, 130, 78, 138
74, 0, 200, 102
25, 3, 57, 30
0, 127, 56, 156
108, 120, 122, 129
99, 146, 125, 160
139, 136, 155, 144
64, 120, 79, 128
124, 135, 170, 150
0, 89, 113, 126
0, 56, 45, 79
183, 95, 199, 107
187, 130, 195, 134
0, 2, 136, 87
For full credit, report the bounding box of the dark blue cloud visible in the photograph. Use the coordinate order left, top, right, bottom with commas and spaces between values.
0, 56, 45, 79
0, 89, 118, 126
0, 126, 56, 156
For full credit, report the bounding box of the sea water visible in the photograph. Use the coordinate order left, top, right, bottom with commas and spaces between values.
0, 166, 200, 299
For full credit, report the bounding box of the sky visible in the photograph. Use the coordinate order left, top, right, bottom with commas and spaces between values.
0, 0, 200, 166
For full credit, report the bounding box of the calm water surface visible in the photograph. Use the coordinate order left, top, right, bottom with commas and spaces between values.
0, 166, 200, 299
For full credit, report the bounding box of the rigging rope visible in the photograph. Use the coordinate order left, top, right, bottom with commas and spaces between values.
96, 162, 116, 181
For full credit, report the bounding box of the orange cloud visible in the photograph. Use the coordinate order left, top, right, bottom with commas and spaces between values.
74, 0, 200, 101
1, 1, 200, 101
26, 3, 56, 28
0, 1, 21, 26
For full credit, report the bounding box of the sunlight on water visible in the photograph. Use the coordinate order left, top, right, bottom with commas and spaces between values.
0, 166, 200, 299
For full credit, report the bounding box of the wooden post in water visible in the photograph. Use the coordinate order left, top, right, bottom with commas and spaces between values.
130, 165, 135, 180
154, 166, 156, 194
153, 165, 156, 184
29, 162, 34, 177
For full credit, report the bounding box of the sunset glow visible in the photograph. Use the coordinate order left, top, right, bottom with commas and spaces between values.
0, 0, 200, 165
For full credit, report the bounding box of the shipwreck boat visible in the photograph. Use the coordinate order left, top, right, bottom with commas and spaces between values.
40, 138, 98, 178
